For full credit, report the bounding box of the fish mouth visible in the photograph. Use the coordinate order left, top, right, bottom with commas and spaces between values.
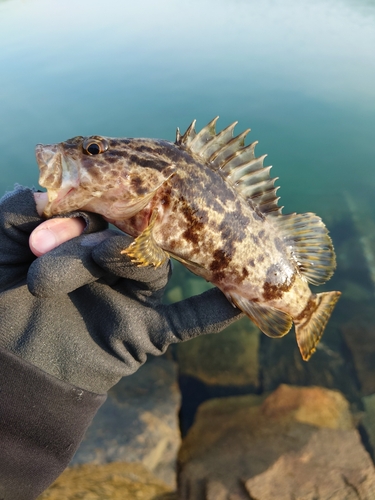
36, 144, 63, 190
35, 143, 82, 216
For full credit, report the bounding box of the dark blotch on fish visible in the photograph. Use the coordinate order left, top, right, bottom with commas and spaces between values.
263, 264, 295, 300
258, 229, 266, 239
181, 202, 206, 245
160, 186, 172, 209
210, 249, 231, 282
274, 237, 285, 254
131, 175, 149, 196
295, 296, 318, 322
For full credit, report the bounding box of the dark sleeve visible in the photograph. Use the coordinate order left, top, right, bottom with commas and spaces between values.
0, 347, 106, 500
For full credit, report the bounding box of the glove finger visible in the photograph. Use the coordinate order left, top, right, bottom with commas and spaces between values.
92, 235, 172, 291
155, 288, 244, 342
0, 187, 42, 261
52, 210, 108, 234
27, 230, 118, 297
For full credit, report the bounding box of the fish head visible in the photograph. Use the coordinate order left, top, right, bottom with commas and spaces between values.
36, 135, 176, 218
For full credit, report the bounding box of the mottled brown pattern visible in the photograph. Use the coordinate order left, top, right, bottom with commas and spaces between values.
295, 295, 319, 324
130, 175, 149, 196
258, 229, 266, 239
263, 274, 296, 300
262, 263, 296, 300
209, 249, 231, 282
274, 237, 285, 254
35, 119, 340, 360
160, 186, 172, 210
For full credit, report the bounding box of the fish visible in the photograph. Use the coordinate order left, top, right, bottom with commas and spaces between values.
35, 117, 341, 360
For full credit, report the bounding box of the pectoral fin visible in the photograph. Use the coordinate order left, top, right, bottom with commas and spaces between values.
229, 293, 293, 338
121, 210, 169, 267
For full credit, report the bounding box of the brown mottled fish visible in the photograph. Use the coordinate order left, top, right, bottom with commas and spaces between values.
35, 117, 341, 360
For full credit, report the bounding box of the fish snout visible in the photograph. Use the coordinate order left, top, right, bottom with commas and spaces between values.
35, 144, 63, 189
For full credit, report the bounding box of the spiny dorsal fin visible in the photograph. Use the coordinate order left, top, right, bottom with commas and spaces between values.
275, 213, 337, 285
176, 117, 282, 216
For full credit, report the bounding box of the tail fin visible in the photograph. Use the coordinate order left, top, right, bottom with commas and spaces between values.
295, 291, 341, 361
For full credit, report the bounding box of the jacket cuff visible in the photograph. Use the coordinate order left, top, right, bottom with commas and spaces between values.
0, 347, 106, 500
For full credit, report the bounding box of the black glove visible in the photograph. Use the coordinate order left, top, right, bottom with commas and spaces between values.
0, 185, 243, 500
0, 186, 243, 394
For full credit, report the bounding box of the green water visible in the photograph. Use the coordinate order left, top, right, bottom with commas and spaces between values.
1, 0, 375, 400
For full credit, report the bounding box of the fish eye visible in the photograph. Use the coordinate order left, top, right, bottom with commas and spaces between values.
82, 136, 109, 156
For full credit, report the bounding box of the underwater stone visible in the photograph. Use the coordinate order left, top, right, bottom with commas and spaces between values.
363, 393, 375, 462
70, 355, 180, 487
176, 317, 260, 388
341, 319, 375, 396
244, 428, 375, 500
37, 462, 175, 499
259, 327, 361, 405
177, 385, 371, 500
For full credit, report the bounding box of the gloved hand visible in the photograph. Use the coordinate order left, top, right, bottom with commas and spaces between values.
0, 186, 243, 394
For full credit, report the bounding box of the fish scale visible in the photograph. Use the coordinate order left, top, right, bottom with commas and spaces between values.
36, 117, 341, 360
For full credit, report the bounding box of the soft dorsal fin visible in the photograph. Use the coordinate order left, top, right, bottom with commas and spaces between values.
176, 117, 282, 216
275, 212, 337, 285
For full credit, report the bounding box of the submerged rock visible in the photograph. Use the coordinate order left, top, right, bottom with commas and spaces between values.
37, 462, 176, 500
341, 319, 375, 396
363, 393, 375, 461
244, 428, 375, 500
178, 385, 375, 500
176, 317, 260, 388
259, 327, 361, 405
71, 355, 180, 487
260, 383, 353, 429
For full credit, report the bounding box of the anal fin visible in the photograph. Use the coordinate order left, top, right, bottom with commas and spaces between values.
121, 210, 169, 268
295, 291, 341, 361
229, 293, 293, 338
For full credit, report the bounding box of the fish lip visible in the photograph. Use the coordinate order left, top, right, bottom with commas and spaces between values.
35, 143, 59, 167
35, 143, 63, 190
35, 143, 82, 216
42, 186, 77, 217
